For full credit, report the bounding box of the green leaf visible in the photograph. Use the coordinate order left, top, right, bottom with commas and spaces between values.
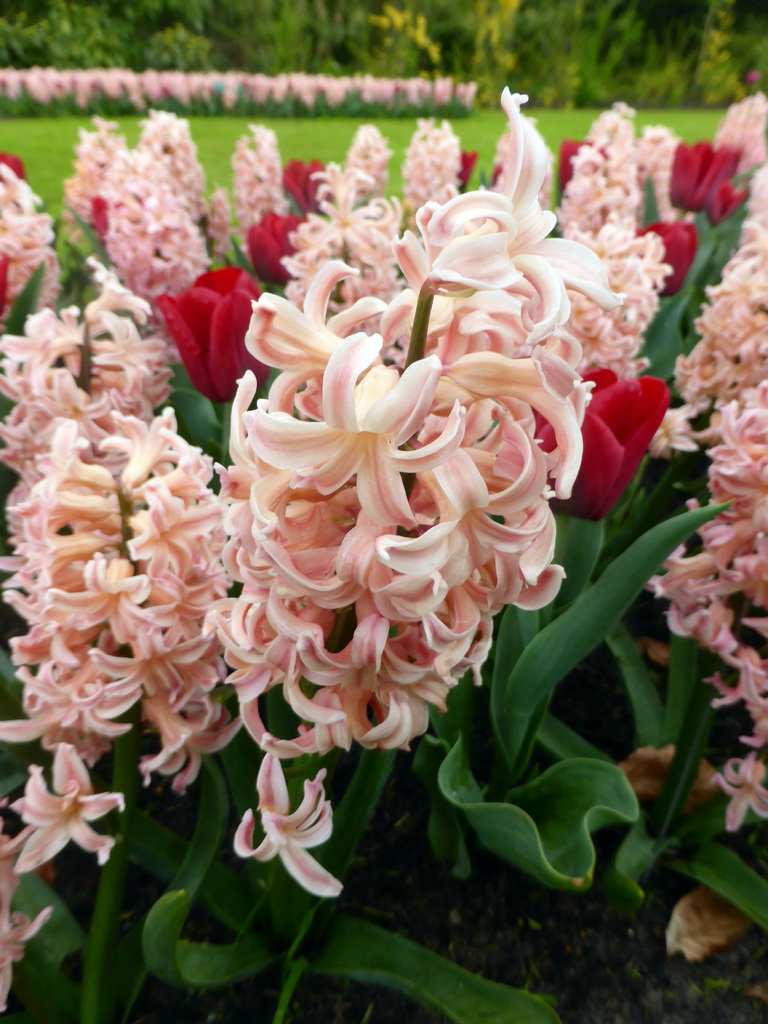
670, 841, 768, 931
601, 816, 660, 912
438, 739, 637, 890
311, 914, 560, 1024
494, 502, 728, 780
66, 206, 111, 267
4, 263, 46, 335
535, 713, 613, 764
143, 890, 278, 988
13, 873, 85, 967
641, 289, 688, 380
167, 387, 220, 453
231, 236, 255, 275
606, 625, 664, 747
10, 874, 85, 1022
169, 757, 228, 897
662, 634, 700, 744
130, 809, 252, 931
642, 175, 660, 226
550, 515, 604, 613
115, 759, 229, 1014
412, 735, 471, 878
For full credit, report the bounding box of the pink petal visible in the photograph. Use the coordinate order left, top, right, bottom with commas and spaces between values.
279, 844, 342, 898
257, 754, 290, 814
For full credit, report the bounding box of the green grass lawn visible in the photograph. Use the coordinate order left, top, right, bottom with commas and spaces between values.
0, 107, 725, 217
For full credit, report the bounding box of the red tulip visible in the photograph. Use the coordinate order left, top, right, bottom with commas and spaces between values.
541, 369, 670, 520
558, 139, 583, 194
91, 197, 109, 243
282, 159, 325, 215
705, 178, 748, 226
458, 150, 478, 191
156, 267, 266, 403
247, 212, 302, 286
670, 142, 741, 213
0, 254, 9, 319
640, 221, 698, 296
0, 153, 26, 180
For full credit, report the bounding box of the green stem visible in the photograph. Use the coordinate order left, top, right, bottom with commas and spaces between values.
272, 956, 308, 1024
405, 284, 434, 369
75, 327, 92, 393
220, 399, 232, 461
80, 703, 141, 1024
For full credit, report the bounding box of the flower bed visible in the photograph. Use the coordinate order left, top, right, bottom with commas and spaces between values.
1, 89, 768, 1023
0, 67, 477, 118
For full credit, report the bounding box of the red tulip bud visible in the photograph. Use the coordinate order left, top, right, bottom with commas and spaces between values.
0, 153, 25, 180
541, 369, 670, 520
705, 178, 748, 226
640, 221, 698, 296
282, 159, 325, 215
156, 267, 266, 403
91, 197, 109, 243
558, 139, 584, 194
247, 212, 302, 286
458, 150, 478, 191
0, 254, 9, 319
670, 141, 741, 212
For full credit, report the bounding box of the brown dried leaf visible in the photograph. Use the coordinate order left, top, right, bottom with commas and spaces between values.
746, 982, 768, 1005
638, 636, 670, 666
666, 886, 752, 961
617, 745, 720, 812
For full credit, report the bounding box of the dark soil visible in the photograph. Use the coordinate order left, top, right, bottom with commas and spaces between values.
125, 741, 768, 1024
126, 641, 768, 1024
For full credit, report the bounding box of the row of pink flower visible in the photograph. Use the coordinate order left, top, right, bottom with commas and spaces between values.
0, 67, 477, 113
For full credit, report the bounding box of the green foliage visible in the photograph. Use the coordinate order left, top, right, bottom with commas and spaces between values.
144, 25, 214, 72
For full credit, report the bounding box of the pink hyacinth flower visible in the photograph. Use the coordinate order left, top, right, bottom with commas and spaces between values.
719, 751, 768, 831
234, 754, 342, 898
11, 743, 125, 871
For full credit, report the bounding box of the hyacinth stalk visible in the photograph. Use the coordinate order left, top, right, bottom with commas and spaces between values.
80, 704, 141, 1024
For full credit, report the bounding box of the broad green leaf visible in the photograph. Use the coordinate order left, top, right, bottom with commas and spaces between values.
641, 289, 688, 380
10, 874, 84, 1022
670, 841, 768, 931
535, 713, 613, 763
550, 515, 604, 614
143, 890, 278, 988
13, 873, 85, 966
662, 634, 700, 744
606, 625, 664, 747
311, 914, 560, 1024
130, 809, 251, 931
4, 264, 46, 335
167, 387, 221, 453
11, 953, 79, 1024
169, 757, 228, 897
642, 174, 660, 226
429, 669, 477, 747
115, 759, 230, 1015
438, 739, 637, 890
601, 816, 661, 912
412, 735, 471, 878
494, 502, 728, 780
